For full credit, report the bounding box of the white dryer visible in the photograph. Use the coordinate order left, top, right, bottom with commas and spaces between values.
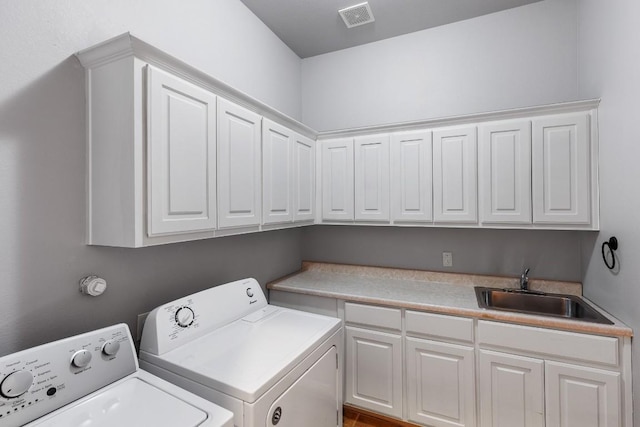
139, 278, 343, 427
0, 324, 233, 427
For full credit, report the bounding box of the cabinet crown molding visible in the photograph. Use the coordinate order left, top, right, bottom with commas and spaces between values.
76, 32, 317, 139
317, 99, 601, 140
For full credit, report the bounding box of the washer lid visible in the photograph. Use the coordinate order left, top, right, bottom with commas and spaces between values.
144, 306, 341, 403
28, 378, 207, 427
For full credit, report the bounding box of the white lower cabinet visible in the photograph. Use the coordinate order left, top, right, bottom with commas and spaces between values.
270, 296, 631, 427
545, 361, 621, 427
345, 326, 403, 418
479, 349, 621, 427
406, 338, 476, 427
478, 350, 544, 427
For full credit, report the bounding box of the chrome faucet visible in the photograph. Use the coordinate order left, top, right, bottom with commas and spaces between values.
520, 268, 530, 291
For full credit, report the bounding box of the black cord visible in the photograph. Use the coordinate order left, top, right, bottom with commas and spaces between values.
602, 237, 618, 270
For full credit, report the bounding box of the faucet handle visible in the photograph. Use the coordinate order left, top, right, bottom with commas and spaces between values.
522, 267, 530, 277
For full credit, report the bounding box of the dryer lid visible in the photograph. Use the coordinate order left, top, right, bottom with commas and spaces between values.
142, 306, 341, 403
27, 378, 207, 427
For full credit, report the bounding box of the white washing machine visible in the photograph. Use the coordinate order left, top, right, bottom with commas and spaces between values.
139, 278, 343, 427
0, 324, 233, 427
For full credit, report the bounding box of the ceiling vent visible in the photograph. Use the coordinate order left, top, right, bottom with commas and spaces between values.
338, 2, 375, 29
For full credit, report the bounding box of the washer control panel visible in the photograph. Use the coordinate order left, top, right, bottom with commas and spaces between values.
0, 324, 136, 426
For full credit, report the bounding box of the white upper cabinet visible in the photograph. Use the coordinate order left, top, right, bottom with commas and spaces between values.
532, 112, 591, 225
79, 34, 317, 246
217, 98, 262, 229
293, 134, 316, 222
322, 138, 355, 221
391, 131, 433, 223
354, 135, 390, 222
433, 126, 478, 223
479, 120, 532, 224
262, 119, 293, 225
147, 66, 218, 236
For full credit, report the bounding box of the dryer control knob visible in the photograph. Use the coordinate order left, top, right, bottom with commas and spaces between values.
71, 349, 92, 368
0, 370, 33, 399
102, 340, 120, 356
175, 307, 195, 328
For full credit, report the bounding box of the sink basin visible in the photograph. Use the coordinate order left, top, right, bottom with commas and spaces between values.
474, 287, 613, 325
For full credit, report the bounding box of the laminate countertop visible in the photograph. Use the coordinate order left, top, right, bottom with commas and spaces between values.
267, 262, 632, 338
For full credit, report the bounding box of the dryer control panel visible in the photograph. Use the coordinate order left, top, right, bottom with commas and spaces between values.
140, 278, 268, 355
0, 324, 136, 426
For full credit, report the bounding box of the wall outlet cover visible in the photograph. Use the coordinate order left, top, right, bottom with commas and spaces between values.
442, 252, 453, 267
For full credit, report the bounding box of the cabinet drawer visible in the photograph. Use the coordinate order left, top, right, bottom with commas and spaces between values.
478, 320, 619, 366
406, 311, 474, 343
345, 303, 402, 331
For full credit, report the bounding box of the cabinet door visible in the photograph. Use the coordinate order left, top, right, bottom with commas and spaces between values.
433, 126, 478, 223
532, 112, 590, 224
391, 130, 433, 223
293, 134, 316, 222
355, 135, 390, 222
345, 326, 402, 418
479, 120, 532, 224
545, 361, 620, 427
217, 98, 262, 229
322, 138, 354, 221
146, 66, 217, 236
262, 119, 293, 225
406, 337, 476, 427
479, 350, 544, 427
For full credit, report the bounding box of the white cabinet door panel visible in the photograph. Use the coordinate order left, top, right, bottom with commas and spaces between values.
479, 350, 544, 427
355, 135, 390, 222
532, 113, 590, 224
406, 337, 476, 427
546, 361, 620, 427
391, 131, 433, 223
345, 326, 402, 418
479, 120, 532, 224
147, 65, 217, 236
217, 98, 261, 229
322, 138, 354, 221
293, 134, 316, 222
262, 119, 293, 225
433, 126, 478, 223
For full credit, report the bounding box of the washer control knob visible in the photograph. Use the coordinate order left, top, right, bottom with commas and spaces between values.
246, 288, 254, 298
71, 349, 92, 368
1, 371, 34, 399
102, 340, 120, 356
175, 307, 195, 328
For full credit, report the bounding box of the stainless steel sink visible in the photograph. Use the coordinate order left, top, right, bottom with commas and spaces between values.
474, 287, 613, 324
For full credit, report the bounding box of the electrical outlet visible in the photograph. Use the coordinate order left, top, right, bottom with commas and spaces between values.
442, 252, 453, 267
136, 312, 149, 343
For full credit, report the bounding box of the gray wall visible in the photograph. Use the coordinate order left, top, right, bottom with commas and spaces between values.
300, 0, 587, 282
576, 1, 640, 423
302, 226, 585, 282
0, 0, 303, 356
301, 0, 579, 131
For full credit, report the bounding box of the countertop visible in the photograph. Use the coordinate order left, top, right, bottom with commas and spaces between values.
268, 262, 632, 338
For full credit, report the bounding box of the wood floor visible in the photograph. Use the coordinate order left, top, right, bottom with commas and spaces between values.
343, 405, 419, 427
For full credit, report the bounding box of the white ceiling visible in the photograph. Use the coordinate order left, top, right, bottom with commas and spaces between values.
240, 0, 545, 58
